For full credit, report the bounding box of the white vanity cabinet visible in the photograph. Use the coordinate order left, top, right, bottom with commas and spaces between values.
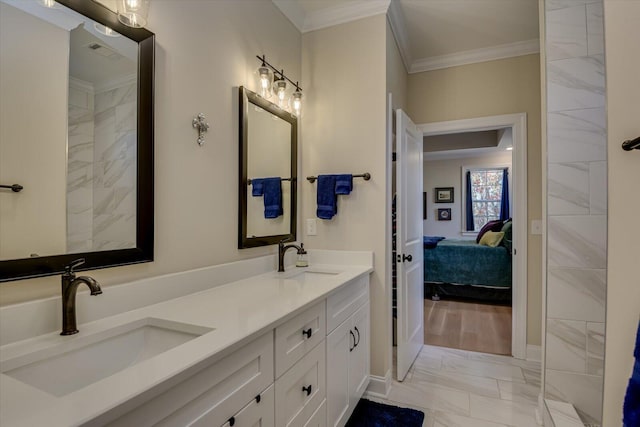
325, 276, 370, 427
102, 274, 369, 427
106, 332, 274, 427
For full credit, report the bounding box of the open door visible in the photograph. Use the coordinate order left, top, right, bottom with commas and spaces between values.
395, 109, 424, 381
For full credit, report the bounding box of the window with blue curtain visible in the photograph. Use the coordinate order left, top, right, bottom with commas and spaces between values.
465, 168, 510, 231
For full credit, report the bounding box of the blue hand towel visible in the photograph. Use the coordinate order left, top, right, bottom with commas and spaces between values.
317, 175, 337, 220
623, 320, 640, 427
335, 174, 353, 195
262, 177, 283, 219
251, 178, 265, 197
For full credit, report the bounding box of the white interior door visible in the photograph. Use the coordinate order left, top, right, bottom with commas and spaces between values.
395, 109, 424, 381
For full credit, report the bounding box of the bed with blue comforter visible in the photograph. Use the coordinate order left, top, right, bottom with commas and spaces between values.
424, 238, 512, 302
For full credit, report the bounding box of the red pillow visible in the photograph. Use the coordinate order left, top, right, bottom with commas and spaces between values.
476, 220, 504, 243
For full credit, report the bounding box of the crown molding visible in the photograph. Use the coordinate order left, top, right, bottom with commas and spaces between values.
386, 0, 411, 72
302, 0, 390, 33
272, 0, 306, 32
410, 38, 540, 73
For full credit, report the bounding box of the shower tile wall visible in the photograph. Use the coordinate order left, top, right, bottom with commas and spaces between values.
66, 79, 137, 252
93, 81, 137, 250
544, 0, 606, 425
67, 80, 95, 253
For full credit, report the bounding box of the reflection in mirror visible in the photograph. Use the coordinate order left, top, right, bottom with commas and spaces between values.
239, 87, 297, 248
0, 0, 154, 281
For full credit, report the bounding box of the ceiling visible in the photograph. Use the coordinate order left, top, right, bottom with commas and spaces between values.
273, 0, 539, 73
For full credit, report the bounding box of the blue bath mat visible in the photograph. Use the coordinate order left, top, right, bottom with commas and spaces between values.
345, 399, 425, 427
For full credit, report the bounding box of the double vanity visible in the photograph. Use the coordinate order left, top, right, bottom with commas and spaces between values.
0, 250, 373, 427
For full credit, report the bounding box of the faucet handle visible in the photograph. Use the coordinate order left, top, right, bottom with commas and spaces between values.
65, 258, 85, 275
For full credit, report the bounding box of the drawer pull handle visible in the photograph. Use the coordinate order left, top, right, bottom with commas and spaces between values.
302, 328, 313, 339
229, 416, 236, 426
302, 384, 313, 396
255, 394, 261, 403
350, 330, 356, 352
354, 326, 361, 347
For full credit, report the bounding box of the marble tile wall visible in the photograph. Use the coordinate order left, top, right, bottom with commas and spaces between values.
67, 81, 95, 253
544, 0, 607, 425
93, 81, 137, 250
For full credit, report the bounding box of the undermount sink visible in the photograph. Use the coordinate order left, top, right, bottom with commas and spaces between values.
2, 318, 213, 396
285, 269, 342, 283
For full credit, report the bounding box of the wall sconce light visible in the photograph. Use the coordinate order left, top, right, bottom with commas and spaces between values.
257, 63, 273, 99
117, 0, 150, 28
290, 87, 303, 116
39, 0, 57, 8
273, 76, 287, 109
255, 55, 303, 116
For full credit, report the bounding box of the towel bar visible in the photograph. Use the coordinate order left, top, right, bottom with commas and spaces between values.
0, 184, 23, 193
306, 173, 371, 184
247, 177, 293, 185
622, 136, 640, 151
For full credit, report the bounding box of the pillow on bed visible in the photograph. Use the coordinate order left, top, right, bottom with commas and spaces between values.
501, 220, 513, 253
479, 231, 505, 247
476, 219, 504, 243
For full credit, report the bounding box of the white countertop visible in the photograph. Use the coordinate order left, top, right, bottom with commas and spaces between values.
0, 258, 372, 427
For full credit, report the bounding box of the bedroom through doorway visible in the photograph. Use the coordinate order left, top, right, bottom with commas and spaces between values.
418, 114, 528, 358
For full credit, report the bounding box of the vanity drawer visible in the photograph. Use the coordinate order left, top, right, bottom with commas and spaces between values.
108, 332, 274, 427
275, 301, 325, 377
303, 399, 326, 427
326, 275, 369, 333
275, 340, 326, 427
219, 385, 274, 427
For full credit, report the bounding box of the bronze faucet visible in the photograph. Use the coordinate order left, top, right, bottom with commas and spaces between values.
278, 239, 304, 272
61, 259, 102, 336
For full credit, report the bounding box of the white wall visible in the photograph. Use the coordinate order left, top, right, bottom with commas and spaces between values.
302, 14, 388, 379
0, 0, 301, 305
423, 151, 512, 238
0, 3, 68, 260
603, 1, 640, 425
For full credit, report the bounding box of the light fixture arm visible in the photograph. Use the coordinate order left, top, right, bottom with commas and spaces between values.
256, 55, 302, 92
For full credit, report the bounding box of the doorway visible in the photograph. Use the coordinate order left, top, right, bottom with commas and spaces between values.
419, 113, 528, 359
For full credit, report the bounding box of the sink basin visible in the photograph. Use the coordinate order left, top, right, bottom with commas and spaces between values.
285, 269, 342, 283
2, 318, 213, 396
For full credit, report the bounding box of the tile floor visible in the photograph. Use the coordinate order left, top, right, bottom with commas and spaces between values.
367, 345, 542, 427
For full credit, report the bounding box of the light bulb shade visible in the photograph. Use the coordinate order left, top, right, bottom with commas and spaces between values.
273, 79, 287, 108
257, 66, 272, 98
290, 90, 302, 116
117, 0, 150, 28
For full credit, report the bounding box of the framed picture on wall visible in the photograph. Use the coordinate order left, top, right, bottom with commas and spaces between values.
435, 187, 454, 203
423, 192, 427, 219
437, 208, 451, 221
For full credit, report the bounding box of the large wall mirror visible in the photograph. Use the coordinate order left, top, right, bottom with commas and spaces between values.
0, 0, 154, 281
239, 87, 297, 248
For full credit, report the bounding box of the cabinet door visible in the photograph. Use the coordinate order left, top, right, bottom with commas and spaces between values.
219, 385, 274, 427
348, 303, 370, 410
326, 319, 352, 427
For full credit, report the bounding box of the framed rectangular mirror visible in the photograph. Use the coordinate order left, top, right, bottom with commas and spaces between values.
0, 0, 154, 281
238, 87, 297, 248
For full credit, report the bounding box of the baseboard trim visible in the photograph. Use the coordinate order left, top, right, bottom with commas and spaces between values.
364, 369, 391, 398
527, 344, 542, 362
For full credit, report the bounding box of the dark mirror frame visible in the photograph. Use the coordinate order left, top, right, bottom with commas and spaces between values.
0, 0, 154, 282
238, 87, 297, 248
